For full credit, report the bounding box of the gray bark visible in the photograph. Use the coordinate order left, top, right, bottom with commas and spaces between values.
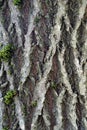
0, 0, 87, 130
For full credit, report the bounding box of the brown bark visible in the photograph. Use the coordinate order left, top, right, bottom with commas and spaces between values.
0, 0, 87, 130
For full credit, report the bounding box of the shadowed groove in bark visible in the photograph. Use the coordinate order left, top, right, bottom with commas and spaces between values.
1, 0, 11, 31
45, 88, 56, 130
76, 96, 85, 130
76, 20, 86, 65
8, 23, 18, 47
21, 77, 35, 130
8, 0, 23, 47
67, 0, 81, 29
62, 90, 78, 130
64, 46, 80, 94
19, 0, 32, 35
62, 91, 72, 130
60, 17, 72, 48
35, 114, 48, 130
48, 49, 62, 84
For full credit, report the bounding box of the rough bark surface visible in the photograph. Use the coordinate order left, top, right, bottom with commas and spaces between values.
0, 0, 87, 130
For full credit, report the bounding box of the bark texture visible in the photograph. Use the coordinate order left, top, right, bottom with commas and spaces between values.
0, 0, 87, 130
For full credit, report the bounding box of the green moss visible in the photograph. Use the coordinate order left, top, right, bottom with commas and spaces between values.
51, 82, 57, 89
1, 17, 5, 25
4, 90, 16, 105
34, 16, 40, 24
13, 0, 22, 6
0, 43, 3, 47
46, 0, 50, 5
22, 105, 27, 116
0, 44, 14, 62
31, 100, 37, 107
8, 64, 14, 75
3, 114, 8, 120
0, 0, 4, 8
2, 127, 9, 130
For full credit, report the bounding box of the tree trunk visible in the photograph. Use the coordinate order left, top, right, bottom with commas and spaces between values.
0, 0, 87, 130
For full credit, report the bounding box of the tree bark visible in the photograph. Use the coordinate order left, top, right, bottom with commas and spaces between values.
0, 0, 87, 130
